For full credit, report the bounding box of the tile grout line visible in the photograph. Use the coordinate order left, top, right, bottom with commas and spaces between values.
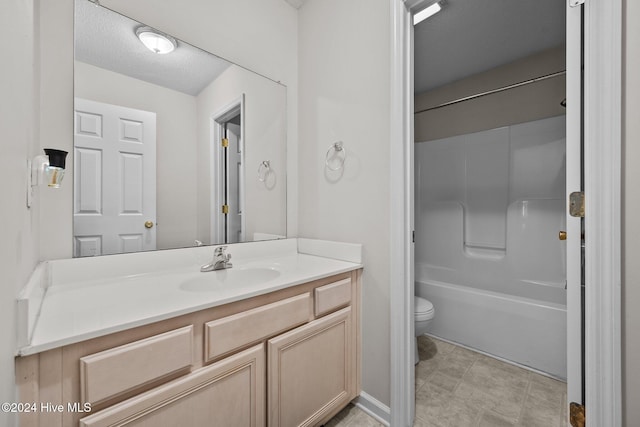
514, 371, 533, 426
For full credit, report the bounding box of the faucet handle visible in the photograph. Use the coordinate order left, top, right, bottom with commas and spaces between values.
214, 245, 228, 255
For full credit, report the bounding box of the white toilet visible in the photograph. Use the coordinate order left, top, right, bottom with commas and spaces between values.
414, 296, 435, 364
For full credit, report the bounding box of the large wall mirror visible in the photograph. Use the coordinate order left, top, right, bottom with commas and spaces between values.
72, 0, 287, 257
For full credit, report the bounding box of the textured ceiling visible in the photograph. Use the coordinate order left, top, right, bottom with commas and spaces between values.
414, 0, 566, 93
75, 0, 231, 96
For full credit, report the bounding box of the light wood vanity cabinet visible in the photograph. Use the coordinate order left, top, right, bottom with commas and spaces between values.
79, 344, 266, 427
16, 269, 361, 427
268, 307, 354, 427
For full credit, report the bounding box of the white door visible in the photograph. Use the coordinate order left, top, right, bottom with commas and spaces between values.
226, 121, 243, 243
212, 100, 244, 246
73, 98, 157, 257
565, 2, 584, 409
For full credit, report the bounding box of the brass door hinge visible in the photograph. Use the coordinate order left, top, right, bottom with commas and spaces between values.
569, 192, 585, 218
569, 402, 585, 427
221, 138, 229, 148
221, 204, 229, 215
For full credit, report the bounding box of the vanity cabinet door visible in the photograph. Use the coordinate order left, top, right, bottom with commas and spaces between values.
267, 307, 354, 427
79, 344, 265, 427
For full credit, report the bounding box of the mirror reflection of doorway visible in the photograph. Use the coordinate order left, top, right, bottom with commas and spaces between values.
224, 115, 242, 243
212, 97, 244, 244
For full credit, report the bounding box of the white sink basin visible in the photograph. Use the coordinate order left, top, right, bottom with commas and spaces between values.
179, 267, 281, 292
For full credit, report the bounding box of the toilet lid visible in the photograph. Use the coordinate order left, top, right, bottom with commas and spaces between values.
415, 297, 434, 321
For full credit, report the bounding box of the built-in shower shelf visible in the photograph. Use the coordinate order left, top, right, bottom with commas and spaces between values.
463, 245, 506, 260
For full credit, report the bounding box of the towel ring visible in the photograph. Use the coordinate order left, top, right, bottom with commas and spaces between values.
325, 141, 346, 171
258, 160, 271, 182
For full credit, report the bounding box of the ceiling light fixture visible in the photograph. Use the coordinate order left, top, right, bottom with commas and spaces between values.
413, 1, 442, 25
135, 27, 176, 54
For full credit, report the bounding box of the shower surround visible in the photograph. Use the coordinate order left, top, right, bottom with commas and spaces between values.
415, 115, 567, 379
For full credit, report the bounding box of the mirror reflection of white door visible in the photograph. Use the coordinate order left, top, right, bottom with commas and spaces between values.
212, 97, 244, 245
225, 120, 243, 243
73, 98, 157, 257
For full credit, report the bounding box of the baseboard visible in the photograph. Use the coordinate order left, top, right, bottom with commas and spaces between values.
353, 391, 391, 426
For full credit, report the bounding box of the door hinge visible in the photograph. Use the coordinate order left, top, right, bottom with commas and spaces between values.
569, 192, 585, 218
221, 204, 229, 214
569, 402, 585, 427
412, 230, 415, 243
221, 138, 229, 148
569, 0, 585, 7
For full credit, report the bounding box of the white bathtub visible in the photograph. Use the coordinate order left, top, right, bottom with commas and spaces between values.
416, 277, 567, 379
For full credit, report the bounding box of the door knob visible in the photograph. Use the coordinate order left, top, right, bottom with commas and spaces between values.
559, 231, 567, 240
145, 221, 154, 229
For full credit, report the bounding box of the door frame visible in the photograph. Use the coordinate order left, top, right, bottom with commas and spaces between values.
210, 95, 245, 245
582, 0, 622, 425
390, 1, 415, 426
389, 0, 622, 426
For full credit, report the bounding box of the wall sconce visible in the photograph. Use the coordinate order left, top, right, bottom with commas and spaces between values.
27, 149, 68, 208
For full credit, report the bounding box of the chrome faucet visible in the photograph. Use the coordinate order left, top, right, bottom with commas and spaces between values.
200, 246, 233, 272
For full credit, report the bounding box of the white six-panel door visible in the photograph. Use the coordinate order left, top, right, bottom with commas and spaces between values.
73, 98, 156, 257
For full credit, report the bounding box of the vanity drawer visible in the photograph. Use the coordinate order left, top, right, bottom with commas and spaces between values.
205, 293, 311, 362
314, 278, 352, 317
80, 326, 193, 405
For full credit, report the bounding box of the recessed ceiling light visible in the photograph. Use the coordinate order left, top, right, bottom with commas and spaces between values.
135, 27, 176, 54
413, 1, 442, 26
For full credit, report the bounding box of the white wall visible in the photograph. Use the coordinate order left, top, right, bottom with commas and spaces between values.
38, 0, 74, 261
298, 0, 392, 406
415, 46, 566, 142
196, 65, 287, 243
0, 0, 40, 425
623, 0, 640, 424
74, 61, 199, 250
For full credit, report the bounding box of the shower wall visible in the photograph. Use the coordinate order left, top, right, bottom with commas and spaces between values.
415, 115, 566, 303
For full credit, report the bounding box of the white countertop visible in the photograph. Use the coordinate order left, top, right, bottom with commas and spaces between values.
17, 238, 362, 356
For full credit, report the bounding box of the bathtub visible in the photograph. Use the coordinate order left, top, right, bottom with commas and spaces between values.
413, 197, 568, 379
416, 274, 567, 379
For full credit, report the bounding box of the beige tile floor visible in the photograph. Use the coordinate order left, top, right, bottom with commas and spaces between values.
324, 336, 568, 427
324, 404, 385, 427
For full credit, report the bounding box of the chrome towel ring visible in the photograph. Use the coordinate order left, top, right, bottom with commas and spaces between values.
325, 141, 346, 171
258, 160, 271, 182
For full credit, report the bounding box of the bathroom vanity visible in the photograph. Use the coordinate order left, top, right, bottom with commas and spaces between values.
15, 239, 362, 427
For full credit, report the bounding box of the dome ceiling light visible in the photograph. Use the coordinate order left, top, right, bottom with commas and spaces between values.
135, 26, 177, 54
